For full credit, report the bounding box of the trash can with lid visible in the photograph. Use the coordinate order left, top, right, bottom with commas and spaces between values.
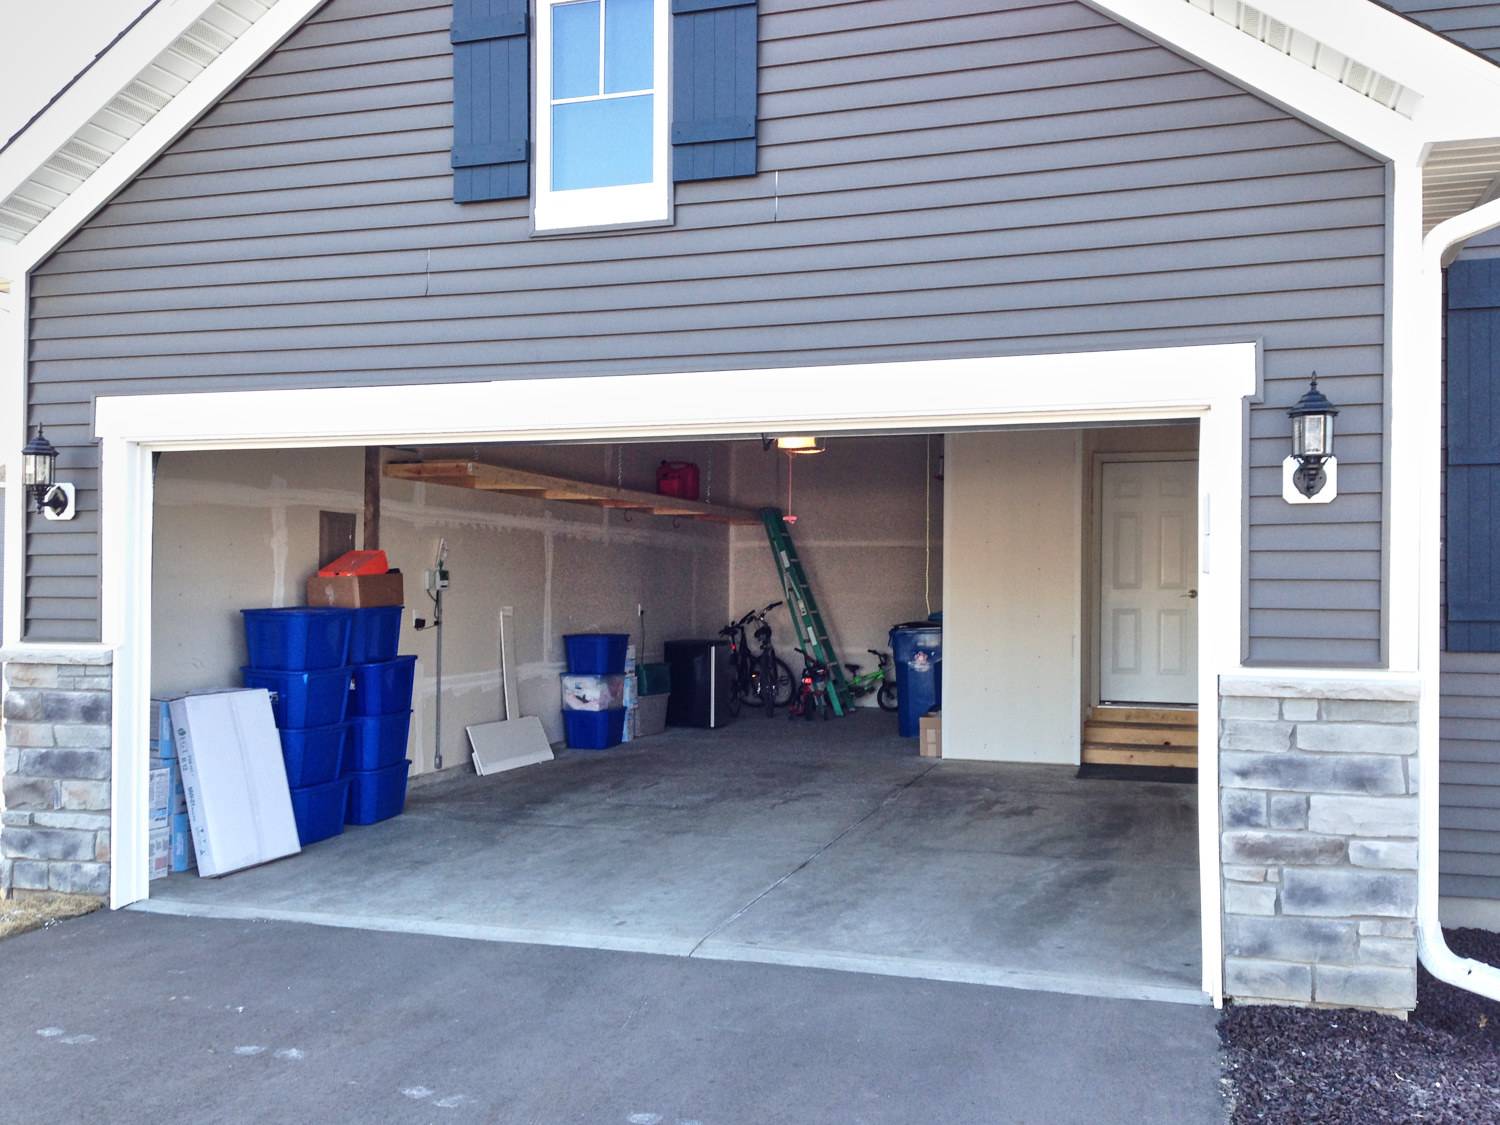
889, 622, 942, 738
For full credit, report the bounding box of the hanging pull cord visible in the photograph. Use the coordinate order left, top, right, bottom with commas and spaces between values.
429, 582, 444, 771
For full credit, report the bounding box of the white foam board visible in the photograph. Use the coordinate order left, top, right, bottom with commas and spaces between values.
170, 690, 301, 877
467, 717, 554, 776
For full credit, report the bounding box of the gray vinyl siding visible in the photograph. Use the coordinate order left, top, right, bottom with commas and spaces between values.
1441, 252, 1500, 904
24, 0, 1387, 656
1379, 1, 1500, 63
1439, 654, 1500, 901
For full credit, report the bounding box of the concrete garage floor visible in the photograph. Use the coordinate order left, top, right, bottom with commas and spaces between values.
140, 712, 1203, 1003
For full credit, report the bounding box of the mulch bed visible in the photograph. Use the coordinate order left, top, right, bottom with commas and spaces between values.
1219, 928, 1500, 1123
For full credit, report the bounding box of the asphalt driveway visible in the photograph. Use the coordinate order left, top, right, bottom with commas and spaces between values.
0, 911, 1225, 1124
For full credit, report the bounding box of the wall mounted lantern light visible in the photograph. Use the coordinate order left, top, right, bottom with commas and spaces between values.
1284, 374, 1339, 504
21, 425, 77, 520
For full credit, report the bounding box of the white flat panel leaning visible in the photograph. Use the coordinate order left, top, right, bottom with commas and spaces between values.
169, 690, 300, 877
468, 716, 554, 777
1100, 460, 1199, 704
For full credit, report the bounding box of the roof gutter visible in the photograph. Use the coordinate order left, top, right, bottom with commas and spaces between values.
1416, 196, 1500, 1004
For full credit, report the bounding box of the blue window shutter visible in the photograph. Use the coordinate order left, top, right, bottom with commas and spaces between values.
1447, 258, 1500, 651
452, 0, 529, 202
671, 0, 757, 182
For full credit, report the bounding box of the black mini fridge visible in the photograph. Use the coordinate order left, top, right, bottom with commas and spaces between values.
663, 639, 735, 728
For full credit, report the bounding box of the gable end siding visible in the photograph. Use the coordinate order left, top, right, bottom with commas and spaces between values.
1380, 1, 1500, 63
24, 0, 1386, 663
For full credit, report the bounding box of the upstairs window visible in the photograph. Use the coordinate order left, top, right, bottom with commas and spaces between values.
450, 0, 758, 210
535, 0, 669, 231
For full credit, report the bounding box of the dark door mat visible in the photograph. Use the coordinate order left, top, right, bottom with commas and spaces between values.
1076, 764, 1198, 784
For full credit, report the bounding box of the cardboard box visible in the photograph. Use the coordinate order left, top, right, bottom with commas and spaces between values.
305, 571, 404, 608
149, 826, 171, 881
151, 698, 176, 759
151, 755, 188, 816
170, 813, 195, 873
919, 712, 942, 759
171, 690, 301, 877
149, 766, 171, 828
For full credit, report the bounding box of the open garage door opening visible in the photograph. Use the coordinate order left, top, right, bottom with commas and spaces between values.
133, 422, 1205, 1004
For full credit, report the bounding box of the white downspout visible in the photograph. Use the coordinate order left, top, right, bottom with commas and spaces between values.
1416, 196, 1500, 1003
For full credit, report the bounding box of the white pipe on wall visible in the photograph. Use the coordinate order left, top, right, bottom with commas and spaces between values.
1415, 190, 1500, 1004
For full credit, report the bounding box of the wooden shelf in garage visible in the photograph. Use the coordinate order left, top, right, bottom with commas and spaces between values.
383, 459, 762, 525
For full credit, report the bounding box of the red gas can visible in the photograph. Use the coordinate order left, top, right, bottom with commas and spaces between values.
656, 461, 701, 501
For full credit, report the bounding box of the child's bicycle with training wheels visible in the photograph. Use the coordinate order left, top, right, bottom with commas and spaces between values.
789, 647, 834, 722
844, 649, 899, 712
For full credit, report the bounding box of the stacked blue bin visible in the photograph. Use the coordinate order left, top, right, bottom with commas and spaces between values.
342, 609, 415, 825
562, 633, 630, 749
241, 607, 356, 846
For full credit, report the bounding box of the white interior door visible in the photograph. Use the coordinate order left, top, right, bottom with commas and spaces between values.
1099, 460, 1198, 705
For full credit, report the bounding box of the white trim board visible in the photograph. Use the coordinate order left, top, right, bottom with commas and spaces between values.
94, 343, 1257, 1008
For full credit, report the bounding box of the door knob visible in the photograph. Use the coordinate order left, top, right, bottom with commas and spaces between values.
1182, 589, 1198, 599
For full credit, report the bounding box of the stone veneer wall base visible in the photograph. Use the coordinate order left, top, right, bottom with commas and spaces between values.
1220, 673, 1420, 1012
1, 652, 114, 899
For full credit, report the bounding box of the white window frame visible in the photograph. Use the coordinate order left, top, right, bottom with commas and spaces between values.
533, 0, 671, 232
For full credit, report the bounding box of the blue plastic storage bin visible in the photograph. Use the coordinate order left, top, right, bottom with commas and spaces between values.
278, 721, 350, 788
242, 666, 352, 728
345, 759, 410, 825
349, 655, 417, 717
345, 711, 412, 772
563, 633, 631, 675
890, 623, 943, 738
348, 605, 404, 665
289, 776, 352, 845
564, 707, 627, 750
241, 607, 353, 671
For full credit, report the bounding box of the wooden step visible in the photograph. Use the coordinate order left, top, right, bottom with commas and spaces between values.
1082, 745, 1198, 769
1082, 722, 1197, 749
1088, 705, 1196, 727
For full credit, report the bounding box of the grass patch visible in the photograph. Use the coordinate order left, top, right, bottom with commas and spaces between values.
0, 893, 102, 940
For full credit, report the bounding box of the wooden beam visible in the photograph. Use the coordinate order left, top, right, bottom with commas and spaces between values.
363, 447, 381, 549
1081, 746, 1199, 769
383, 459, 761, 525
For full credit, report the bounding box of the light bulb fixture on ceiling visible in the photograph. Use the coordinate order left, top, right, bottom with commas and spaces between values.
776, 434, 825, 455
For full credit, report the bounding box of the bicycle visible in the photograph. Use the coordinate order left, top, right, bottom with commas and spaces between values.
845, 650, 899, 712
720, 601, 793, 717
788, 647, 833, 721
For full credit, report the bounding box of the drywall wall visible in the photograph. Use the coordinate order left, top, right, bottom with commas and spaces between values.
943, 429, 1082, 763
726, 436, 943, 694
152, 443, 729, 773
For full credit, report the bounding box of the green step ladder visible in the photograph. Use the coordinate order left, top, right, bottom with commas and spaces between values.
760, 507, 850, 715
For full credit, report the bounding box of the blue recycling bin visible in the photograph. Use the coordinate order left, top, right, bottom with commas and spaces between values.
890, 623, 942, 738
